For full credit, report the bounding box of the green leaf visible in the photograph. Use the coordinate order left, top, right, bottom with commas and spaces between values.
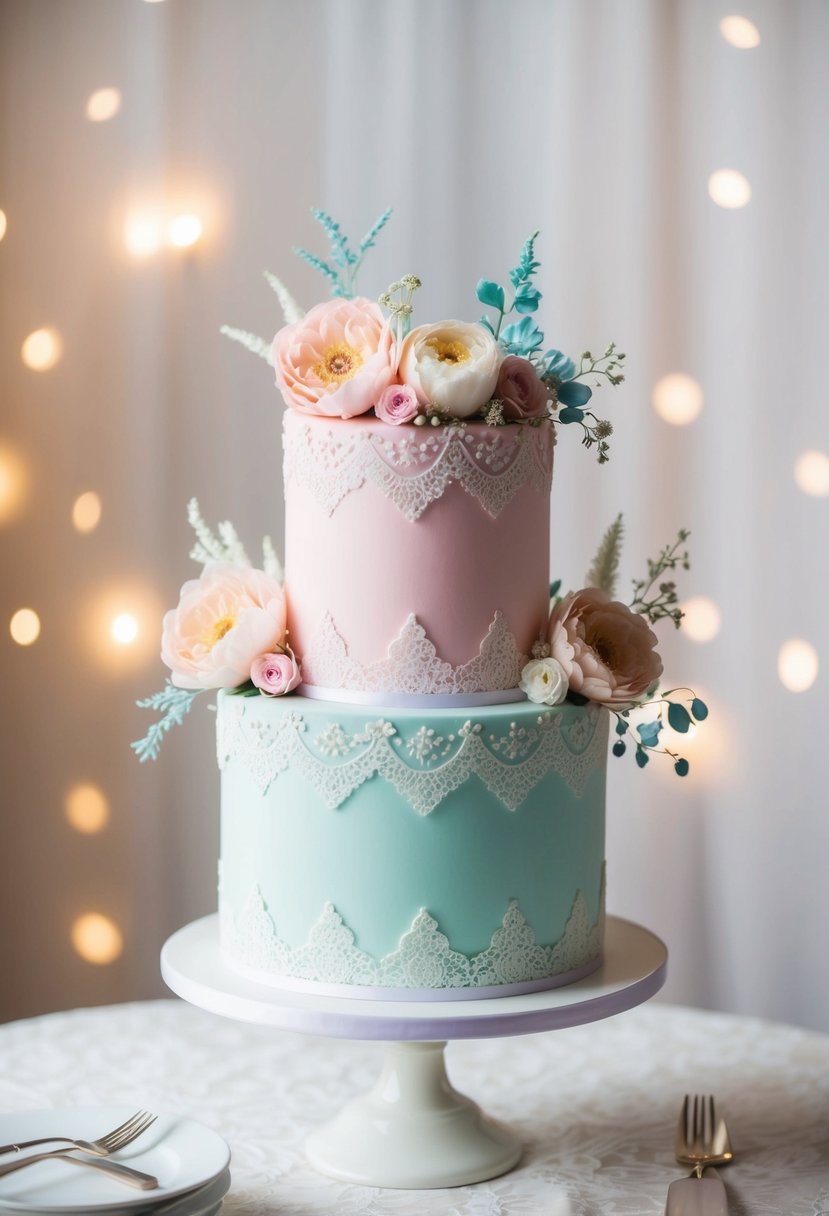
476, 279, 505, 311
667, 702, 692, 734
558, 406, 585, 424
479, 315, 496, 336
635, 747, 649, 768
674, 758, 690, 776
585, 513, 624, 596
513, 283, 542, 314
501, 315, 544, 356
549, 578, 561, 598
637, 720, 662, 748
615, 718, 629, 736
612, 740, 626, 757
691, 698, 709, 721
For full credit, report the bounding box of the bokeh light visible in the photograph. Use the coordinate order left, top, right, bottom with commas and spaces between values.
708, 169, 752, 209
652, 373, 704, 425
111, 612, 139, 645
0, 210, 6, 241
778, 638, 819, 692
86, 87, 122, 122
794, 449, 829, 498
71, 913, 123, 965
720, 15, 761, 48
21, 327, 63, 371
10, 608, 41, 646
65, 784, 110, 834
680, 596, 722, 643
124, 213, 163, 258
72, 490, 103, 533
168, 213, 203, 248
0, 444, 29, 525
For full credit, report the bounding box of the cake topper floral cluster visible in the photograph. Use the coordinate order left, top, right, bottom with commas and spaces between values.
222, 207, 623, 461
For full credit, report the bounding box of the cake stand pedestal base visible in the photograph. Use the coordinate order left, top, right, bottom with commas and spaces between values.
306, 1039, 520, 1188
161, 914, 666, 1190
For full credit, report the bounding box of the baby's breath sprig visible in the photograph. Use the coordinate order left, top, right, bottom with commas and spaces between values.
630, 530, 690, 627
576, 342, 626, 388
379, 274, 422, 345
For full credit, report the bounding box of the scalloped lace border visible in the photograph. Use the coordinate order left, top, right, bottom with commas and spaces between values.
217, 699, 608, 812
284, 418, 554, 520
220, 869, 605, 993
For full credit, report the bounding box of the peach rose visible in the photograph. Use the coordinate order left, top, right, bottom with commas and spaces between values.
272, 297, 396, 418
547, 588, 663, 708
496, 355, 551, 420
161, 562, 288, 690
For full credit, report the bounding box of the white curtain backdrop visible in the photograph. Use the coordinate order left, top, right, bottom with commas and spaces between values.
1, 0, 827, 1031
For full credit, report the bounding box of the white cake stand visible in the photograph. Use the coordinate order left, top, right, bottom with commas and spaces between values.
161, 914, 666, 1190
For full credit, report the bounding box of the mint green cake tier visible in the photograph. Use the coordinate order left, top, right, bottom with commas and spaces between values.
217, 691, 608, 1000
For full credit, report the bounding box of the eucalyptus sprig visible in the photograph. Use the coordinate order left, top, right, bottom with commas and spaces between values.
477, 232, 542, 341
294, 207, 392, 299
609, 690, 709, 777
630, 530, 690, 627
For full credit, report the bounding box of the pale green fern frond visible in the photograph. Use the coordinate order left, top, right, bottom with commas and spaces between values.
219, 325, 273, 365
585, 513, 624, 596
264, 271, 304, 324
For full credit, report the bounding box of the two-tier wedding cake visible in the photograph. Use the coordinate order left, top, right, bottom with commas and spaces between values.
136, 209, 705, 1000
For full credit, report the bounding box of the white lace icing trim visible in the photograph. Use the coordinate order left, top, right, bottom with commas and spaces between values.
221, 875, 605, 990
300, 610, 529, 696
284, 418, 554, 520
217, 699, 608, 812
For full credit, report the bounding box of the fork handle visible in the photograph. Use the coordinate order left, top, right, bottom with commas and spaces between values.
0, 1149, 159, 1190
665, 1174, 728, 1215
0, 1137, 77, 1156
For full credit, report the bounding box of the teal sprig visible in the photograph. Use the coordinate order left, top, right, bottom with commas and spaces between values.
630, 529, 690, 628
610, 690, 708, 777
294, 207, 392, 299
543, 342, 626, 463
477, 231, 542, 341
132, 682, 202, 763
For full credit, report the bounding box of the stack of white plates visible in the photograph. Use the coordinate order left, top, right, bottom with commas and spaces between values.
0, 1110, 231, 1216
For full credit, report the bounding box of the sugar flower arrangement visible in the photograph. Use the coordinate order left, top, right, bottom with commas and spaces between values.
221, 207, 624, 461
134, 209, 706, 775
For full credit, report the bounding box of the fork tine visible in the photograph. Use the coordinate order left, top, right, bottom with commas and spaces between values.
99, 1111, 154, 1151
105, 1113, 157, 1152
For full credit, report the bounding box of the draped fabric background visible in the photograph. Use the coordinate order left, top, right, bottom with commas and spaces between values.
1, 0, 827, 1030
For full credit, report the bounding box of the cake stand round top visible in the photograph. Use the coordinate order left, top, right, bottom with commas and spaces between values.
161, 914, 667, 1042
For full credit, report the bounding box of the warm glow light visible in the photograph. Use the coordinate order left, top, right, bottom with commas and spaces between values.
0, 210, 6, 241
720, 15, 761, 48
652, 373, 703, 425
72, 491, 103, 533
71, 913, 123, 965
794, 449, 829, 498
124, 213, 163, 257
111, 612, 139, 645
168, 213, 203, 248
680, 596, 722, 643
86, 87, 122, 122
708, 169, 752, 209
21, 327, 63, 371
10, 608, 40, 646
0, 445, 28, 525
778, 638, 819, 692
65, 784, 110, 834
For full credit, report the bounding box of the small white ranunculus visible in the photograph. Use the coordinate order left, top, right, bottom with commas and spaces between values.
398, 320, 502, 418
519, 657, 569, 706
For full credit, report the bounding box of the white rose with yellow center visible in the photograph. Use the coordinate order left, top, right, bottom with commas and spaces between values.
519, 657, 569, 706
398, 320, 502, 418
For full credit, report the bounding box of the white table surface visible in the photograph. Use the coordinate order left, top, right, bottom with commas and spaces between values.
0, 997, 827, 1215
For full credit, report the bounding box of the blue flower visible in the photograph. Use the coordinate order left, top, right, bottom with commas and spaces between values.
544, 349, 577, 382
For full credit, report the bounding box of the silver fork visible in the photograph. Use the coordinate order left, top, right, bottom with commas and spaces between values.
0, 1110, 157, 1158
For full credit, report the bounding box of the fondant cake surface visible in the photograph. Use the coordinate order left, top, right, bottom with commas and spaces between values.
218, 691, 608, 999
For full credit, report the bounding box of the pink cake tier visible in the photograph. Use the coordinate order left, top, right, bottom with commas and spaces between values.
283, 411, 555, 706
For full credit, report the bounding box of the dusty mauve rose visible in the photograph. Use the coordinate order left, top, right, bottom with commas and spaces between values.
272, 297, 395, 419
375, 383, 419, 425
251, 649, 301, 696
398, 320, 501, 418
547, 587, 663, 708
496, 355, 551, 420
161, 562, 287, 690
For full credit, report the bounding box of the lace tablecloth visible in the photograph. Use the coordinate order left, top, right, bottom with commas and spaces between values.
1, 998, 827, 1215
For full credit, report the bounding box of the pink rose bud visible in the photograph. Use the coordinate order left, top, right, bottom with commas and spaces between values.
496, 355, 551, 421
251, 650, 302, 697
375, 383, 420, 425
